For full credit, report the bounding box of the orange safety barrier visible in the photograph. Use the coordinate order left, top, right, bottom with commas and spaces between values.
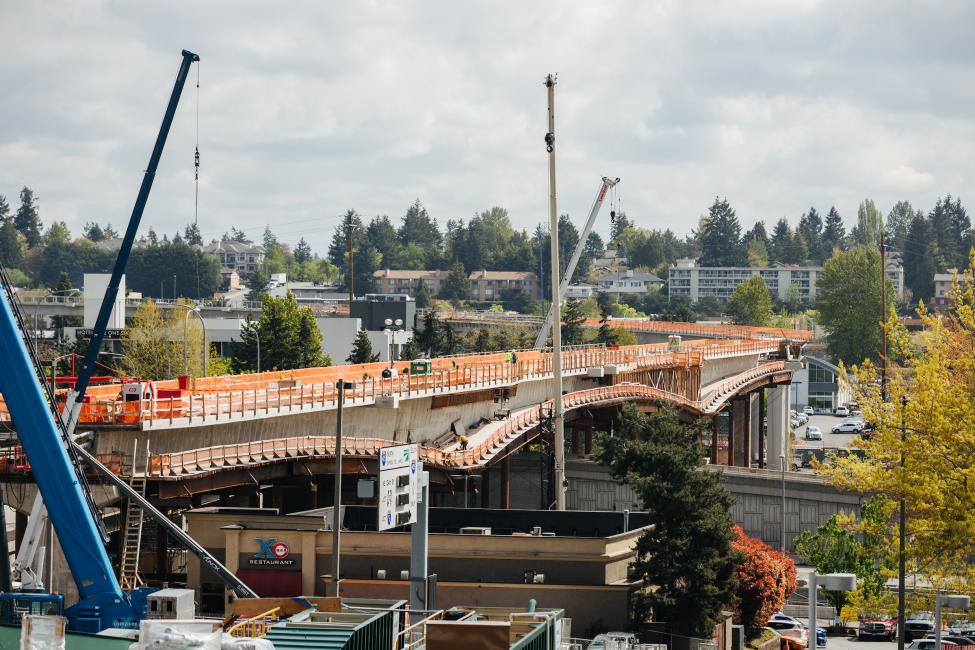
0, 338, 787, 426
150, 361, 788, 476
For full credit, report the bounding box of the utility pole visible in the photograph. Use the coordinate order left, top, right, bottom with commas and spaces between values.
544, 73, 566, 511
346, 210, 355, 307
897, 395, 908, 650
880, 229, 888, 400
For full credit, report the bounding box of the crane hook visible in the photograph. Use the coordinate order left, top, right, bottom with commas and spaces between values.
544, 132, 554, 153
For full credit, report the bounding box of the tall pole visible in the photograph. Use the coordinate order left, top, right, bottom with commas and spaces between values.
255, 328, 261, 374
544, 73, 566, 511
347, 211, 355, 307
881, 229, 888, 400
807, 572, 817, 645
897, 395, 907, 650
331, 380, 346, 597
780, 451, 786, 552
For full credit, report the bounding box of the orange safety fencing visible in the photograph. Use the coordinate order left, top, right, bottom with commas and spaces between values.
149, 361, 788, 476
0, 338, 785, 426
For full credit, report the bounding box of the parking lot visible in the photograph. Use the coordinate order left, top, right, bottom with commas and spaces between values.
793, 414, 863, 452
826, 636, 895, 650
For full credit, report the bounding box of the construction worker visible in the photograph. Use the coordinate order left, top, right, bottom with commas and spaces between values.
457, 433, 469, 450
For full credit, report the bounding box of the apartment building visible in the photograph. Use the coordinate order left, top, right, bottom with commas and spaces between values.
468, 270, 537, 301
201, 241, 266, 280
374, 270, 537, 301
373, 269, 448, 296
669, 258, 906, 303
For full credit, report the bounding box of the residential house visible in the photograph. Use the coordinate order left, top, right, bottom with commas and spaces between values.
373, 269, 448, 296
201, 241, 266, 283
597, 270, 664, 295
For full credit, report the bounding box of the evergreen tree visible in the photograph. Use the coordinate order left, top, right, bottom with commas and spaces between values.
596, 306, 620, 345
743, 221, 769, 249
697, 197, 745, 267
0, 195, 10, 225
769, 218, 792, 263
234, 293, 327, 371
14, 187, 43, 247
903, 215, 937, 301
399, 337, 421, 360
226, 226, 251, 243
414, 279, 432, 308
366, 215, 401, 268
397, 199, 442, 264
44, 221, 71, 246
83, 222, 105, 241
0, 221, 25, 270
347, 328, 380, 363
416, 310, 441, 356
609, 211, 632, 241
293, 237, 312, 265
327, 210, 365, 269
439, 262, 471, 300
473, 328, 492, 352
946, 196, 972, 263
797, 207, 823, 262
745, 236, 769, 267
784, 231, 808, 264
594, 405, 741, 637
821, 207, 846, 260
183, 222, 204, 246
928, 195, 971, 270
560, 299, 586, 345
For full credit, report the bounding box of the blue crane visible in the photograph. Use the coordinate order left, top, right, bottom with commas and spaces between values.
0, 49, 254, 632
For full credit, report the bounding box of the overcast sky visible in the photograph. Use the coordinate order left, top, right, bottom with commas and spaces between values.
2, 1, 973, 253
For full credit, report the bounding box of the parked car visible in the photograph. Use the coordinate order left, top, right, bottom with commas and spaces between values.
795, 412, 809, 424
859, 613, 897, 640
927, 636, 975, 647
767, 620, 808, 649
803, 405, 815, 415
805, 426, 823, 441
906, 613, 937, 641
832, 421, 863, 434
801, 624, 827, 647
834, 406, 850, 417
770, 613, 801, 625
907, 641, 957, 650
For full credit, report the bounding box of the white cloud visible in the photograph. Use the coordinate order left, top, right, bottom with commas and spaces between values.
0, 0, 973, 253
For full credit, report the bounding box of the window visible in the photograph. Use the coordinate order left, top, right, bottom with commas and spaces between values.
809, 364, 834, 384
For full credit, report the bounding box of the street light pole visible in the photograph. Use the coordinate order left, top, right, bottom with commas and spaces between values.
808, 573, 857, 645
176, 305, 207, 377
897, 395, 909, 650
780, 451, 787, 552
935, 594, 970, 649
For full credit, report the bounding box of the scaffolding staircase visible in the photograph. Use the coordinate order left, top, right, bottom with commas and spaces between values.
119, 438, 149, 590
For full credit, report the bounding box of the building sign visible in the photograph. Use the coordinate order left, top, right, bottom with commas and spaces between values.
76, 328, 125, 339
245, 537, 297, 568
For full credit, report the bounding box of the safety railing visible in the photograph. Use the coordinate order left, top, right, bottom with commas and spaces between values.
0, 338, 783, 427
227, 607, 280, 638
393, 609, 476, 650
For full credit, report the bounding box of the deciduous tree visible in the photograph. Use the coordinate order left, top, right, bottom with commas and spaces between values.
816, 247, 894, 366
727, 276, 773, 326
731, 527, 797, 635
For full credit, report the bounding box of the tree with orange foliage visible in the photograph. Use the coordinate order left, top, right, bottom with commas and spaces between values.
731, 526, 798, 635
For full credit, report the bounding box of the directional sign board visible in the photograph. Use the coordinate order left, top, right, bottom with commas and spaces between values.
378, 443, 420, 532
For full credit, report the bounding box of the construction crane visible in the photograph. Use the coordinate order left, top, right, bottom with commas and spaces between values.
0, 49, 255, 632
533, 176, 620, 348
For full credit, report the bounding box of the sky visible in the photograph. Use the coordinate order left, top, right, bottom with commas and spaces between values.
2, 1, 974, 254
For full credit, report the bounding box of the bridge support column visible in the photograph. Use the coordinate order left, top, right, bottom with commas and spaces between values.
481, 470, 491, 509
750, 392, 762, 468
767, 385, 790, 471
500, 456, 510, 509
710, 416, 719, 465
733, 398, 749, 467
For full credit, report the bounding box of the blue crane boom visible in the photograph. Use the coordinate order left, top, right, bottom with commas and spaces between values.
0, 49, 199, 631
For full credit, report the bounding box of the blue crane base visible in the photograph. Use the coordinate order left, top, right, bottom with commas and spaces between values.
65, 592, 140, 633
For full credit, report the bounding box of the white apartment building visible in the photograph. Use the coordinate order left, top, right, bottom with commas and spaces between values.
669, 258, 905, 303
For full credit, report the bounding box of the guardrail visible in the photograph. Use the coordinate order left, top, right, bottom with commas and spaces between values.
0, 338, 781, 427
148, 364, 787, 476
228, 607, 281, 638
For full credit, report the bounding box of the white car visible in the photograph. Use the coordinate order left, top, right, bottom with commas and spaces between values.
832, 421, 863, 434
803, 406, 815, 415
835, 406, 850, 417
796, 412, 809, 424
907, 641, 957, 650
805, 426, 823, 441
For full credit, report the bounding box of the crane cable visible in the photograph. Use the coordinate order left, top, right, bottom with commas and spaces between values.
194, 60, 200, 225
